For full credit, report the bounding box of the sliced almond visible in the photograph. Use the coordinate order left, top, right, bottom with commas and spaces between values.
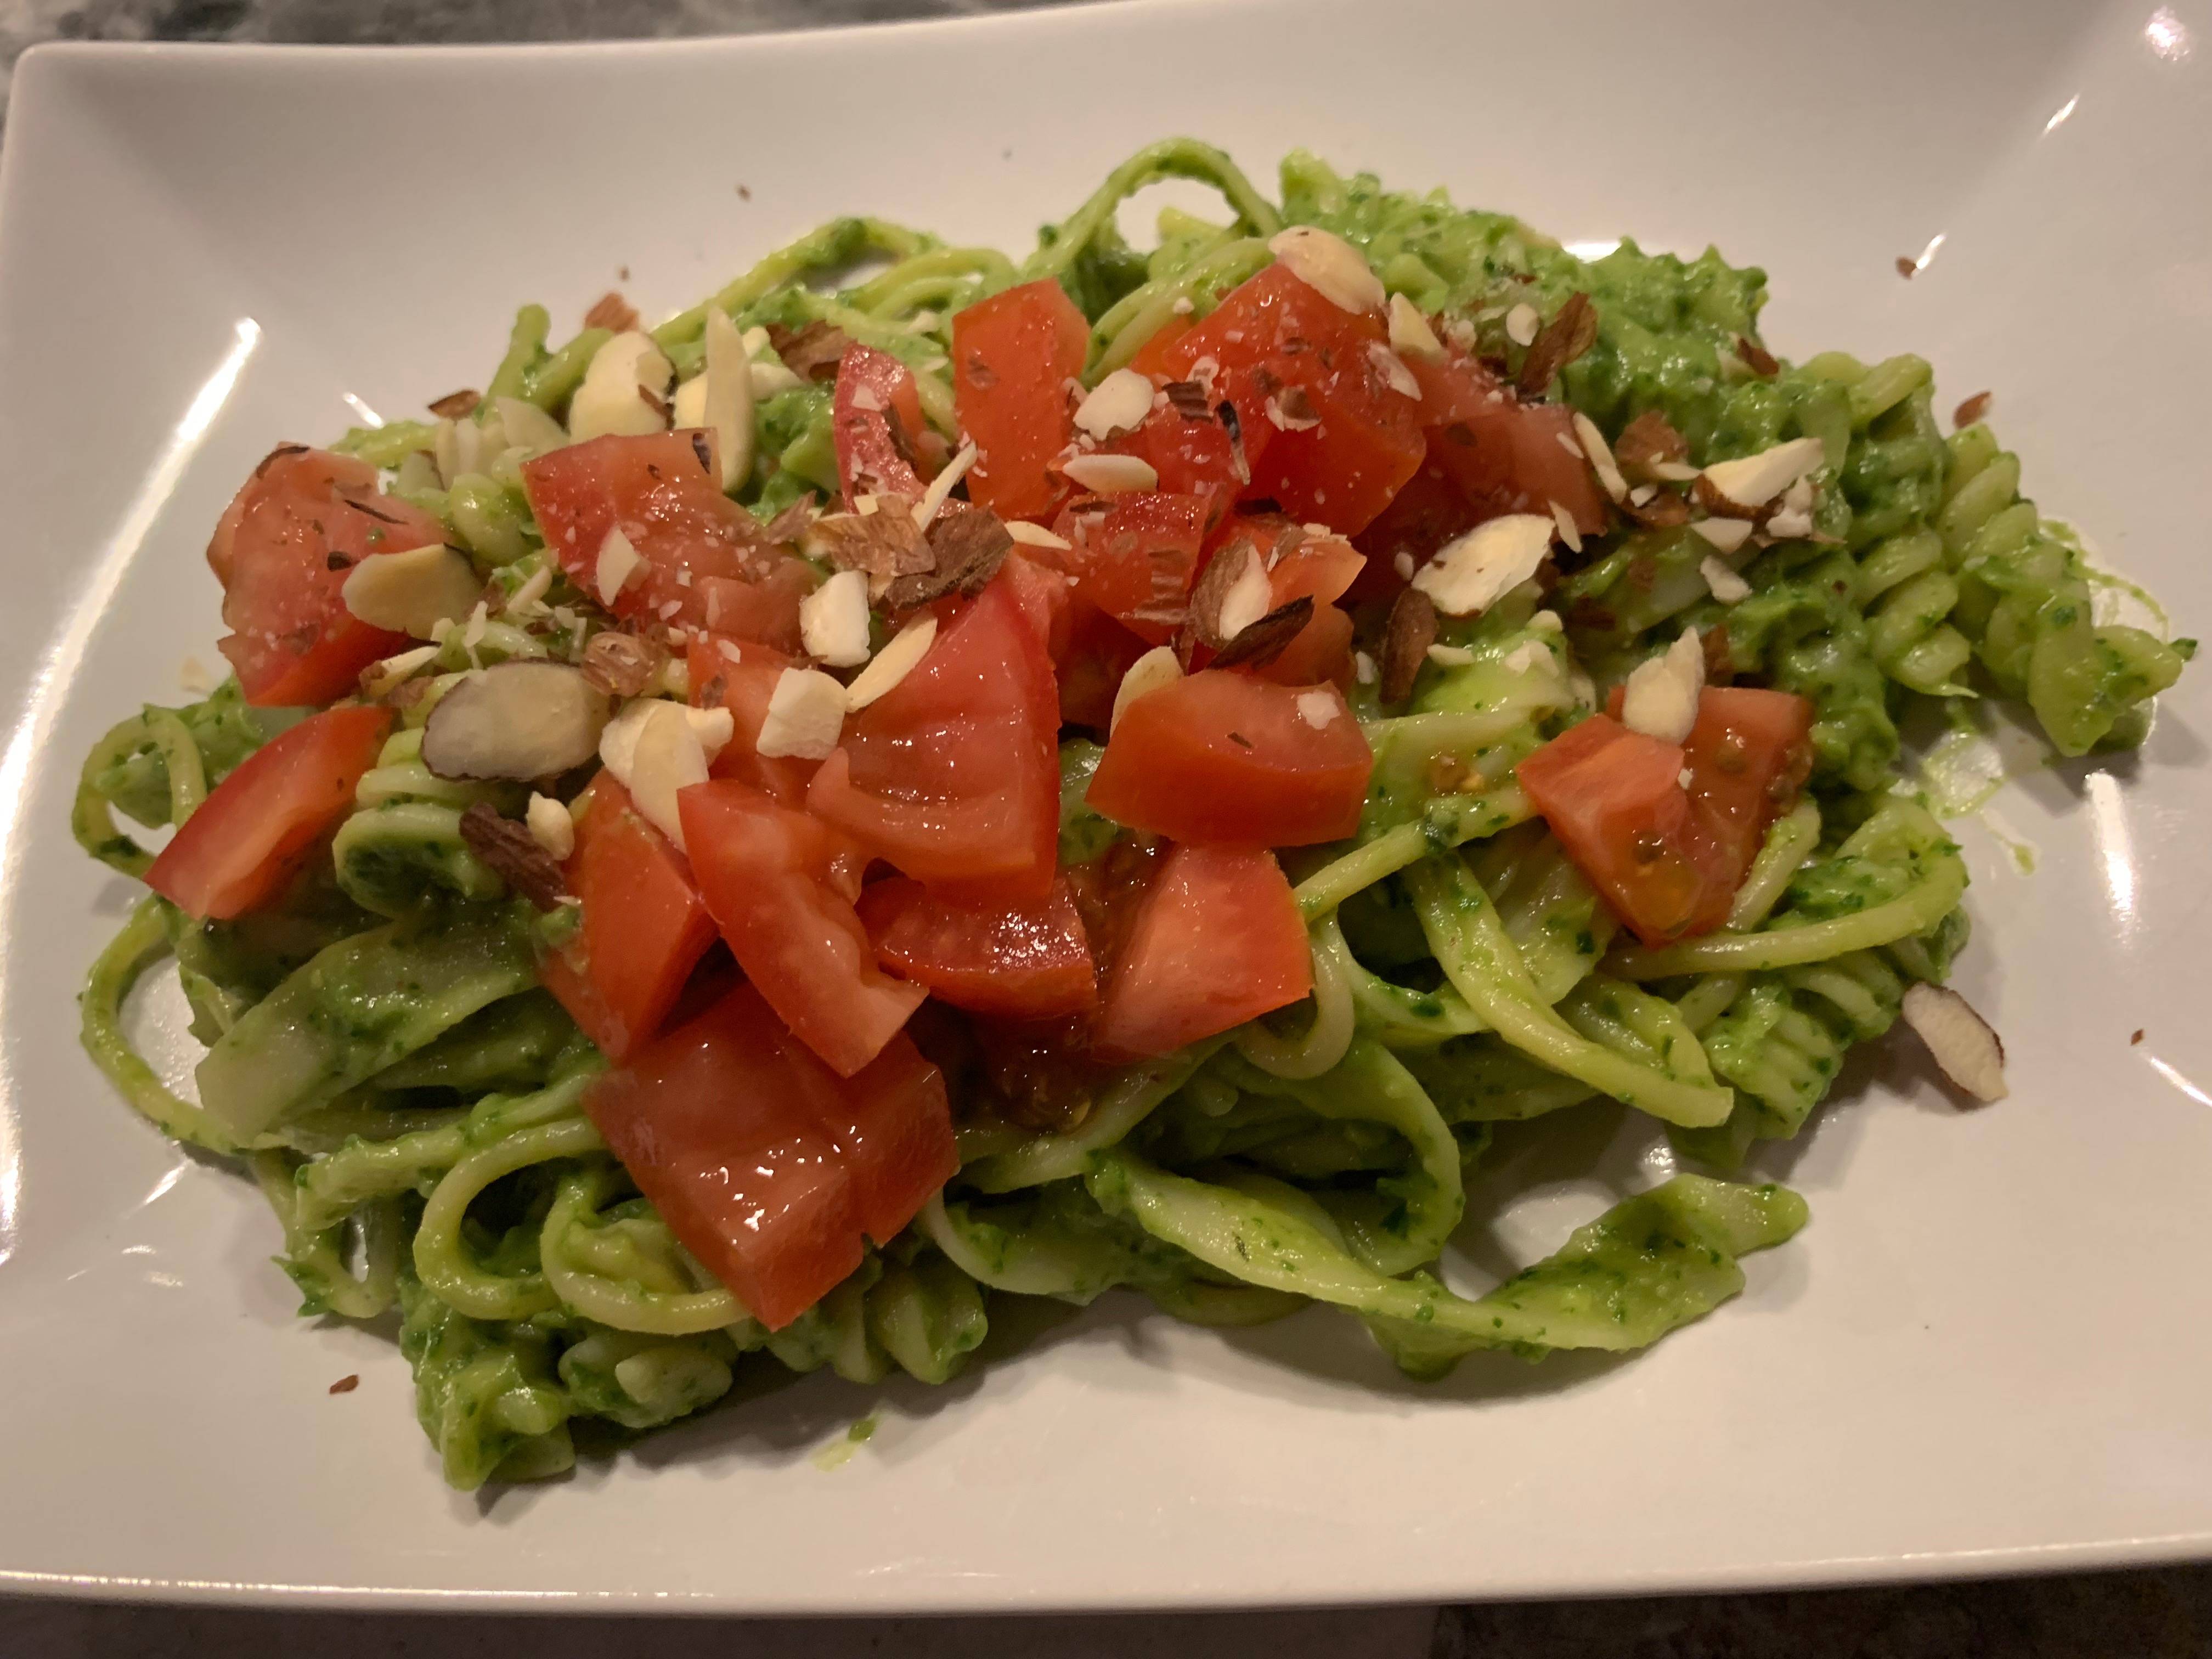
1515, 292, 1598, 397
809, 502, 930, 577
568, 331, 674, 443
427, 389, 481, 420
1410, 513, 1555, 617
1060, 453, 1157, 494
887, 507, 1013, 611
617, 701, 710, 849
1953, 391, 1993, 430
1266, 225, 1385, 314
1111, 646, 1183, 732
1571, 411, 1628, 504
1366, 341, 1420, 399
1550, 500, 1584, 554
697, 307, 756, 491
595, 526, 645, 606
1700, 555, 1752, 604
421, 662, 613, 781
755, 667, 849, 759
1215, 545, 1275, 640
910, 439, 979, 530
1700, 436, 1825, 510
1387, 294, 1444, 362
1504, 303, 1541, 347
584, 291, 640, 333
764, 320, 853, 383
579, 630, 667, 698
800, 568, 873, 667
1005, 520, 1072, 551
525, 792, 575, 862
1901, 983, 2008, 1103
1071, 369, 1155, 441
341, 544, 483, 640
1211, 596, 1313, 670
1380, 586, 1437, 704
1619, 629, 1704, 745
1613, 410, 1691, 483
1690, 517, 1756, 555
845, 614, 938, 710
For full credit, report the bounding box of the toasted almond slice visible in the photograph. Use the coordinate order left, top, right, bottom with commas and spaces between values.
1410, 513, 1555, 617
622, 701, 709, 849
755, 668, 848, 759
910, 439, 979, 529
800, 568, 874, 667
595, 526, 644, 606
1215, 545, 1275, 640
1211, 596, 1313, 670
494, 397, 569, 458
699, 306, 755, 490
1353, 650, 1378, 686
1700, 555, 1752, 604
1700, 437, 1825, 509
1504, 303, 1541, 347
1072, 369, 1155, 441
1690, 517, 1756, 554
1571, 411, 1629, 504
1267, 225, 1385, 314
359, 643, 441, 699
1620, 629, 1705, 744
1060, 453, 1158, 494
1111, 645, 1184, 732
1550, 500, 1584, 554
341, 544, 483, 640
526, 792, 575, 862
580, 630, 667, 698
1387, 293, 1444, 361
845, 614, 938, 710
1901, 982, 2008, 1102
421, 662, 613, 781
459, 802, 568, 910
1367, 341, 1420, 399
1005, 520, 1073, 551
569, 331, 674, 442
1380, 586, 1437, 704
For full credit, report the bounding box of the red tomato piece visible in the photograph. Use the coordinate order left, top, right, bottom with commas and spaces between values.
207, 447, 447, 707
999, 550, 1075, 663
1126, 317, 1194, 379
686, 636, 816, 808
953, 279, 1090, 521
1349, 451, 1483, 598
1105, 403, 1256, 527
857, 875, 1097, 1019
538, 775, 721, 1062
1056, 597, 1153, 732
1202, 515, 1364, 685
679, 778, 925, 1077
1049, 490, 1212, 645
144, 704, 391, 920
1092, 844, 1312, 1062
1087, 670, 1372, 847
522, 431, 774, 630
777, 1018, 957, 1250
1415, 351, 1607, 536
1154, 265, 1421, 535
1515, 713, 1735, 947
695, 558, 817, 657
834, 345, 934, 505
1682, 687, 1816, 873
807, 575, 1060, 900
582, 984, 864, 1330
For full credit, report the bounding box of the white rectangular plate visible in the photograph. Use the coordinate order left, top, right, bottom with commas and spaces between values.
3, 0, 2210, 1611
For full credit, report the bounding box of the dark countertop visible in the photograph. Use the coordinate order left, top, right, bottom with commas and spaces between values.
2, 3, 2207, 1652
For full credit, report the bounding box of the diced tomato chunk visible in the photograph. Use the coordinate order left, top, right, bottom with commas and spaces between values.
686, 636, 816, 807
834, 345, 935, 505
1413, 351, 1607, 535
539, 775, 720, 1061
807, 574, 1060, 900
1056, 598, 1153, 732
1092, 844, 1312, 1062
1126, 317, 1194, 379
1105, 403, 1254, 527
579, 978, 945, 1331
1682, 687, 1816, 873
695, 560, 816, 657
954, 279, 1090, 521
522, 431, 774, 631
1087, 670, 1371, 847
144, 705, 392, 919
857, 874, 1097, 1019
1049, 490, 1211, 645
1200, 515, 1364, 685
679, 778, 924, 1077
1154, 264, 1421, 535
207, 447, 447, 707
999, 550, 1074, 662
1516, 713, 1734, 947
1350, 453, 1482, 597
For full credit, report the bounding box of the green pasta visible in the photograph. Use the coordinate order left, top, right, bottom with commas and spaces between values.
71, 140, 2185, 1489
